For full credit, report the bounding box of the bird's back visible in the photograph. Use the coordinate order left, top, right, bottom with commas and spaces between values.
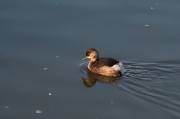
92, 57, 119, 68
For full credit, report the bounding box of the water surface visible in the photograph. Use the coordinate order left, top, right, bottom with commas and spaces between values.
1, 0, 180, 119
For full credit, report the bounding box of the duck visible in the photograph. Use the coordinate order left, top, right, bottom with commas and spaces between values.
83, 48, 124, 77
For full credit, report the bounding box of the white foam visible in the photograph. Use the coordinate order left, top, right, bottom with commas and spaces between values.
119, 62, 125, 74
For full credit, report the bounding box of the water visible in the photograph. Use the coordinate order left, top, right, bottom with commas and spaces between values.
80, 60, 180, 118
1, 0, 180, 119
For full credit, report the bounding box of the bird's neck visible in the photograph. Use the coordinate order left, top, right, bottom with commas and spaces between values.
90, 58, 97, 62
88, 58, 97, 70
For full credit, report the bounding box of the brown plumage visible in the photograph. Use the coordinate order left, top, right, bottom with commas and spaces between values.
83, 48, 123, 76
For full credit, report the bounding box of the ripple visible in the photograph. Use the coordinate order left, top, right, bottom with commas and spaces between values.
79, 60, 180, 118
79, 62, 89, 77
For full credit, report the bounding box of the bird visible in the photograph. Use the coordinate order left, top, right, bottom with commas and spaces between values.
82, 48, 124, 76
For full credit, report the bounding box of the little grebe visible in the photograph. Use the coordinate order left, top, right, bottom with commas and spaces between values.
83, 48, 124, 76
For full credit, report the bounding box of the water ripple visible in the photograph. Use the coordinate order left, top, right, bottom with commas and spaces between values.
79, 60, 180, 118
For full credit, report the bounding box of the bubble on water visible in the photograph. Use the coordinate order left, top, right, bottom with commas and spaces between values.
56, 56, 59, 58
43, 68, 48, 70
145, 25, 149, 27
49, 93, 52, 95
36, 110, 42, 114
151, 7, 154, 9
110, 102, 114, 104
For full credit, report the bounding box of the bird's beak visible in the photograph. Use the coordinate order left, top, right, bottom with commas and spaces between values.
82, 57, 87, 60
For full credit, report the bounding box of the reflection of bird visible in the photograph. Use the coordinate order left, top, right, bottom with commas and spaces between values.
82, 69, 121, 88
82, 77, 96, 88
83, 48, 124, 76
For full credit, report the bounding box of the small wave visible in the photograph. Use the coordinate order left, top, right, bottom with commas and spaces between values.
79, 60, 180, 118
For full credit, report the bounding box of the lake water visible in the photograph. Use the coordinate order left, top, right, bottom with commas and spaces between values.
1, 0, 180, 119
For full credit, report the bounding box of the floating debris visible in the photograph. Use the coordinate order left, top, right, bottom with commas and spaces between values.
5, 106, 9, 108
43, 68, 48, 70
36, 110, 42, 114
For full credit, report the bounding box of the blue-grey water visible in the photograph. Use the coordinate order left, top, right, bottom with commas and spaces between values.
1, 0, 180, 119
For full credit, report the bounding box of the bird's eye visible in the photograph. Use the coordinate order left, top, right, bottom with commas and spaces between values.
86, 51, 90, 56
